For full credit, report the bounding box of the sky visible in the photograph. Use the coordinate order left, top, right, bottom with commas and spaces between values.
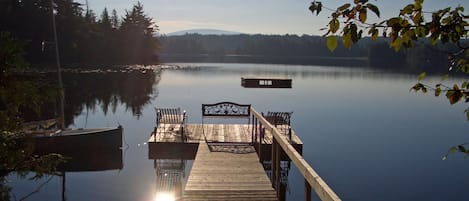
77, 0, 469, 35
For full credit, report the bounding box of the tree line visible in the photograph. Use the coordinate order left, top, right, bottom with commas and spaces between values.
159, 33, 461, 73
0, 0, 159, 66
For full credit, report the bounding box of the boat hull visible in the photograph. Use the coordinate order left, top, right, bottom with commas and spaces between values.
33, 126, 123, 172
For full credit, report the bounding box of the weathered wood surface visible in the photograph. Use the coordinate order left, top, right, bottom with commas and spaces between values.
149, 124, 302, 145
184, 142, 277, 201
251, 108, 341, 201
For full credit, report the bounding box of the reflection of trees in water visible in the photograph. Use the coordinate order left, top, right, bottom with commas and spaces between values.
60, 70, 161, 125
170, 64, 418, 81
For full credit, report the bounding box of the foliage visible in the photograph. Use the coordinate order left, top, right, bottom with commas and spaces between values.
310, 0, 469, 158
0, 0, 159, 66
310, 0, 468, 54
0, 31, 66, 200
119, 2, 159, 64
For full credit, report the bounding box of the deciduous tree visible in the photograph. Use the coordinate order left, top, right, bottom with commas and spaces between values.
310, 0, 468, 157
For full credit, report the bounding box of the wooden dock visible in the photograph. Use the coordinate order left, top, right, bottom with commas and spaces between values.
184, 142, 277, 201
148, 123, 302, 200
148, 123, 303, 159
148, 103, 341, 201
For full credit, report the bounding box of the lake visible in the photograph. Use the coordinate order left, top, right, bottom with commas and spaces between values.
8, 63, 469, 201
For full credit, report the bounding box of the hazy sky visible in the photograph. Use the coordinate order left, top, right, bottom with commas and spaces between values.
77, 0, 469, 35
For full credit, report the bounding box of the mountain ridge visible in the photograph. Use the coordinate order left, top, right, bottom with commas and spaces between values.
165, 28, 243, 36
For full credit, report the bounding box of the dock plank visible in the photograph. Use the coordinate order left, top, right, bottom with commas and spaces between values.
184, 142, 277, 201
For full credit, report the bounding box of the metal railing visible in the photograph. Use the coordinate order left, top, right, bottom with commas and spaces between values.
251, 108, 341, 201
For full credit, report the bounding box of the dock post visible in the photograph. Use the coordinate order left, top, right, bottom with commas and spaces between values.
275, 138, 281, 198
272, 137, 277, 188
251, 114, 255, 144
305, 180, 312, 201
258, 125, 264, 162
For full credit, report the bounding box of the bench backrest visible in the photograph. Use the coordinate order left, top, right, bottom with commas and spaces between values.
202, 102, 251, 118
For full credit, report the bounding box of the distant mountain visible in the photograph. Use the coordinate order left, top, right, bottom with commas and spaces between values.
166, 29, 243, 36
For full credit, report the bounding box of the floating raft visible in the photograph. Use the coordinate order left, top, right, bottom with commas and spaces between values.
241, 77, 292, 88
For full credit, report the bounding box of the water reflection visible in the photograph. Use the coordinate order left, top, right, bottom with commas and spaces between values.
168, 63, 420, 80
31, 69, 161, 126
154, 159, 185, 201
15, 127, 124, 201
150, 150, 291, 201
263, 160, 291, 201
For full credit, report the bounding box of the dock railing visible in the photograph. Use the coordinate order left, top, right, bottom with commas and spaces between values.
251, 108, 341, 201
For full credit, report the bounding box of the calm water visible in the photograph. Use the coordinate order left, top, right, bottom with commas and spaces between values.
8, 63, 469, 201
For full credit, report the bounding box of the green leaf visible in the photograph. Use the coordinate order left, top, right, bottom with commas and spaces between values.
465, 109, 469, 121
342, 32, 353, 49
359, 9, 367, 23
459, 63, 469, 74
316, 2, 323, 15
386, 17, 401, 27
422, 87, 427, 93
415, 26, 426, 37
417, 72, 426, 81
458, 145, 467, 153
449, 146, 458, 153
329, 19, 340, 33
350, 23, 359, 42
337, 3, 351, 11
441, 16, 452, 24
435, 87, 442, 96
412, 12, 422, 24
390, 37, 403, 52
309, 2, 322, 16
462, 81, 468, 89
400, 4, 414, 15
366, 3, 380, 17
371, 28, 378, 40
326, 36, 338, 52
446, 90, 463, 105
411, 83, 424, 92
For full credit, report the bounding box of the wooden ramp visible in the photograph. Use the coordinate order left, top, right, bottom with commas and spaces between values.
184, 142, 277, 201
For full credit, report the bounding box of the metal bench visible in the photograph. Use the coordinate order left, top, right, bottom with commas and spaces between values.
201, 102, 251, 143
154, 107, 187, 142
263, 111, 293, 142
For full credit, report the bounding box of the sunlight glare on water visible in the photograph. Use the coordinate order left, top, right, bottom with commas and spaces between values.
154, 192, 175, 201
